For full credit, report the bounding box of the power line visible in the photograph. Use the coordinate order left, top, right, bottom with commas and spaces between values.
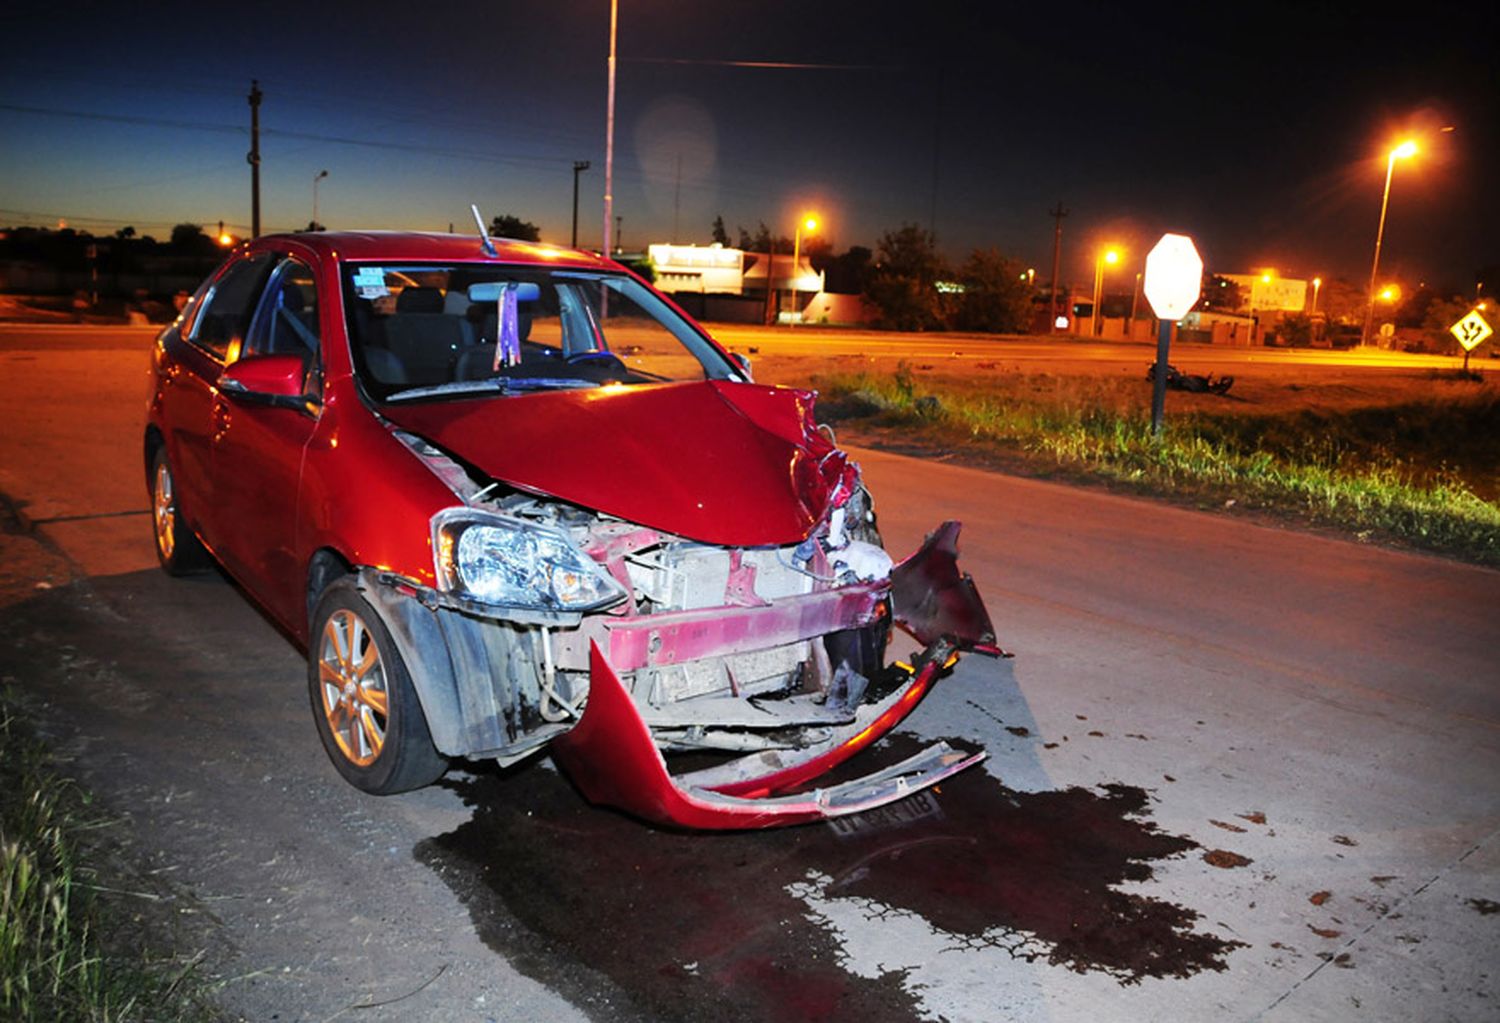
625, 57, 903, 71
0, 102, 241, 136
0, 102, 575, 169
1, 58, 597, 150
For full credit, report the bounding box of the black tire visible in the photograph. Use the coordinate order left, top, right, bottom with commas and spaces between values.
307, 578, 447, 794
149, 447, 210, 575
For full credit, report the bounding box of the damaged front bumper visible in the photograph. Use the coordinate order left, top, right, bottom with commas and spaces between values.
367, 519, 999, 829
550, 521, 999, 829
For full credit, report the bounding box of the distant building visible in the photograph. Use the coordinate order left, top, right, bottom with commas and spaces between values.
1222, 272, 1308, 313
647, 241, 855, 325
647, 243, 745, 294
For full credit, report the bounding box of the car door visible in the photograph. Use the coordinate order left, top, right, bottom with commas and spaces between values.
158, 251, 276, 555
210, 254, 326, 629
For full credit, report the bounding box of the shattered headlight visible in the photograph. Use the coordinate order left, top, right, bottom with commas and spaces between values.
432, 508, 627, 612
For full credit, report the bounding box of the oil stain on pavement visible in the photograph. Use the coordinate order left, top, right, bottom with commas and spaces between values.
418, 735, 1243, 1022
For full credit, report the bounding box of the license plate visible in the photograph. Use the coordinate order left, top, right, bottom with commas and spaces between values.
827, 789, 945, 838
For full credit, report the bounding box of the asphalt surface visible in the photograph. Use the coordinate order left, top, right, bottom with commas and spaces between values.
0, 323, 1496, 1022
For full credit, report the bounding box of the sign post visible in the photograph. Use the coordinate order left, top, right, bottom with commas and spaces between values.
1142, 233, 1204, 439
1449, 308, 1493, 374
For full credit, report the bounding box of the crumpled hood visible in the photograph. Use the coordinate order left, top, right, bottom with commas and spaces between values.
381, 380, 852, 547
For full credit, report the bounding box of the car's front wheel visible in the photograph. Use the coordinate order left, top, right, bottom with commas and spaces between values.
150, 448, 209, 575
307, 579, 447, 794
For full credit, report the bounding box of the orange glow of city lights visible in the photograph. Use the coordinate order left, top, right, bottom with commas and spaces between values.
1261, 273, 1272, 283
1379, 285, 1401, 303
1103, 248, 1120, 265
217, 233, 234, 247
803, 216, 818, 233
1391, 139, 1418, 160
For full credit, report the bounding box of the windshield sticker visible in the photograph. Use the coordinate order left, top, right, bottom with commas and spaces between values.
353, 267, 388, 299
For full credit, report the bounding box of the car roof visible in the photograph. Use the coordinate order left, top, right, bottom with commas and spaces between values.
251, 230, 617, 270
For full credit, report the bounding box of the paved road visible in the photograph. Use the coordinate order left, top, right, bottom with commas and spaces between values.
1, 326, 1496, 1021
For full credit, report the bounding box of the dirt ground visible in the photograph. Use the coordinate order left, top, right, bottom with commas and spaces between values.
743, 344, 1499, 419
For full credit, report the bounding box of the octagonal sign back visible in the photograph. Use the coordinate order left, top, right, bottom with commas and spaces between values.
1143, 233, 1203, 321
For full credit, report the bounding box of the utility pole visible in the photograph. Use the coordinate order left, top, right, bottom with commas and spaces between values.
312, 169, 328, 231
614, 215, 622, 255
571, 160, 590, 248
247, 81, 263, 238
928, 66, 945, 240
1047, 201, 1068, 334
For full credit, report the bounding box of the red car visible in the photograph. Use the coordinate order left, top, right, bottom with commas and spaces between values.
144, 228, 999, 829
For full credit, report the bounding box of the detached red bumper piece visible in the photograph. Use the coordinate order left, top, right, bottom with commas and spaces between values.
551, 640, 984, 829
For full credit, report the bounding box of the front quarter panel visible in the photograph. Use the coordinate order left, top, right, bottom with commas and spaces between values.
293, 383, 459, 643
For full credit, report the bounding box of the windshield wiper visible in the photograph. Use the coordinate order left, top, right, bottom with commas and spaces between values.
384, 377, 600, 402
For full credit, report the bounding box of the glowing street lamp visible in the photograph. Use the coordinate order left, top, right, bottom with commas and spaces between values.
787, 214, 818, 326
1311, 276, 1322, 314
1361, 139, 1418, 346
1091, 247, 1121, 336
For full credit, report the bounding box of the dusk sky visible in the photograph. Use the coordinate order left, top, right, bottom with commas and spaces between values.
2, 0, 1495, 291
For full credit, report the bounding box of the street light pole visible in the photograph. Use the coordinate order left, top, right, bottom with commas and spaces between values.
571, 160, 590, 248
1130, 272, 1142, 335
1361, 140, 1417, 347
1311, 276, 1322, 314
788, 215, 817, 328
763, 239, 777, 326
1091, 248, 1119, 337
311, 169, 328, 231
602, 0, 617, 258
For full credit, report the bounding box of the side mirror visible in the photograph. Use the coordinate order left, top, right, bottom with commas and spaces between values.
730, 352, 753, 381
220, 353, 310, 408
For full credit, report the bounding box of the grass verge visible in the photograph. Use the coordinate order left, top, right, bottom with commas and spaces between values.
813, 366, 1500, 566
0, 688, 223, 1022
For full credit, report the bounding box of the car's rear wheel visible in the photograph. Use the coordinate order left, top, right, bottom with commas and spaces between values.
150, 449, 209, 575
308, 579, 447, 794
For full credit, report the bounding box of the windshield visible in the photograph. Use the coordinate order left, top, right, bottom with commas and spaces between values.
341, 263, 741, 402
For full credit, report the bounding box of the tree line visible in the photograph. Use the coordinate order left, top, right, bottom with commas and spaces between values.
712, 216, 1033, 333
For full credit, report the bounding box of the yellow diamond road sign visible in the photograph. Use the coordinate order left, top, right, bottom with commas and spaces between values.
1450, 309, 1493, 352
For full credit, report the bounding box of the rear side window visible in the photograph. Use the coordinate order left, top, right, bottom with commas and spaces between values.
191, 253, 274, 360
